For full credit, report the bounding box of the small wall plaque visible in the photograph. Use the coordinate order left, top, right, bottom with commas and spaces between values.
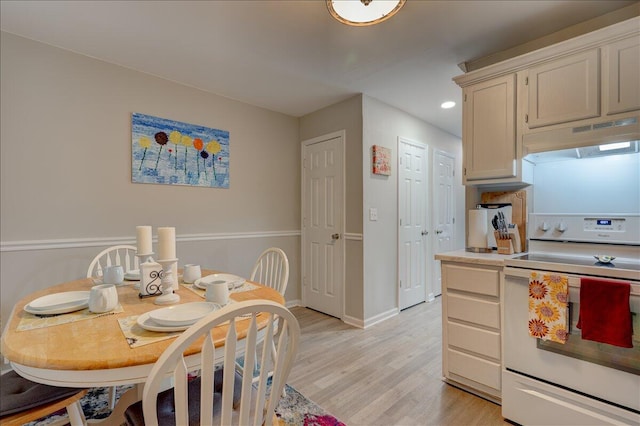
372, 145, 391, 176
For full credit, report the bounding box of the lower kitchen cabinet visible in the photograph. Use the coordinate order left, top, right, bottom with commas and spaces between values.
440, 258, 503, 403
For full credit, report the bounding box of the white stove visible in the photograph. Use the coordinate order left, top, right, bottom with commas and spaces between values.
502, 214, 640, 425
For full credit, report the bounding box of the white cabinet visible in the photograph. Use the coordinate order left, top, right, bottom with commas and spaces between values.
526, 49, 600, 128
441, 261, 502, 402
605, 35, 640, 115
462, 74, 517, 183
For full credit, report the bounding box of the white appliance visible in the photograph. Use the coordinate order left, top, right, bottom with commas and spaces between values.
503, 214, 640, 425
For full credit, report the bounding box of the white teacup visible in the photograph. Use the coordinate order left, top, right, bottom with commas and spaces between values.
102, 265, 124, 284
205, 280, 229, 305
182, 264, 202, 284
89, 284, 118, 313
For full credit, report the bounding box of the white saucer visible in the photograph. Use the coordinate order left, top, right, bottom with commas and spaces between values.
148, 302, 217, 327
194, 273, 245, 290
124, 270, 141, 281
24, 291, 90, 315
136, 312, 190, 332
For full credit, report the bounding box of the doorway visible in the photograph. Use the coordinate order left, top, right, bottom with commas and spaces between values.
301, 131, 345, 319
398, 138, 429, 310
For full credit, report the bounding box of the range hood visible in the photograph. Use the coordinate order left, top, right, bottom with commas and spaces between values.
523, 115, 640, 163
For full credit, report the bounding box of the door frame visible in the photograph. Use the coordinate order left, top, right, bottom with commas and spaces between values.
397, 136, 430, 310
300, 130, 346, 320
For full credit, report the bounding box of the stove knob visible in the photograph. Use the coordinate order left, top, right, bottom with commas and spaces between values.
556, 221, 567, 232
540, 221, 550, 232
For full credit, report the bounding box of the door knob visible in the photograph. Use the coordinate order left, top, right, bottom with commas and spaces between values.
421, 230, 428, 236
332, 233, 340, 240
436, 230, 443, 234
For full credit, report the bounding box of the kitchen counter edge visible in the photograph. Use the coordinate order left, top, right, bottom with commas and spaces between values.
435, 249, 523, 267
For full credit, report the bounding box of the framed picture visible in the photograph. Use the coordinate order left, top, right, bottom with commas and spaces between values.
132, 113, 230, 188
372, 145, 391, 176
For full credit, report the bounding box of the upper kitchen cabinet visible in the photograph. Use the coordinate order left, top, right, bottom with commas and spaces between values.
526, 49, 600, 129
462, 75, 517, 182
604, 35, 640, 115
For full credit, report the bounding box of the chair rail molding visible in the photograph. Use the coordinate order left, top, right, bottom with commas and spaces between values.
1, 230, 301, 252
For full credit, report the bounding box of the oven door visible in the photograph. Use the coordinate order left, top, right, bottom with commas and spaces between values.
503, 267, 640, 420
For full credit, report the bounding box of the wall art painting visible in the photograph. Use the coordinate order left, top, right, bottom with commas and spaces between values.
132, 112, 230, 188
372, 145, 391, 176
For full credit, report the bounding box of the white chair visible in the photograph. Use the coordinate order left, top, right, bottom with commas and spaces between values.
123, 300, 300, 426
87, 245, 138, 279
250, 248, 289, 295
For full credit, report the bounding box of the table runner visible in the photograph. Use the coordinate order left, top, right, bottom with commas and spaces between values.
17, 305, 125, 332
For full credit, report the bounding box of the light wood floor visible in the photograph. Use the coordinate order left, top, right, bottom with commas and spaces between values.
287, 297, 507, 426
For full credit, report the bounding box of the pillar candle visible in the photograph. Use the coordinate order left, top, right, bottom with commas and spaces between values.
158, 227, 176, 260
136, 226, 153, 254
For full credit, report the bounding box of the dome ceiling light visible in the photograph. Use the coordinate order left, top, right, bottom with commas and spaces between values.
327, 0, 406, 27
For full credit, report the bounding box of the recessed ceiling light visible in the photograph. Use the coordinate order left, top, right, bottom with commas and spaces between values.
441, 101, 456, 109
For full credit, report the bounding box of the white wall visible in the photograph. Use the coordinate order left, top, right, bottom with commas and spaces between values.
531, 153, 640, 213
362, 95, 464, 322
0, 32, 301, 329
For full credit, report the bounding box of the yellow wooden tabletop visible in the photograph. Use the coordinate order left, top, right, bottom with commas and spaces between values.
1, 270, 284, 371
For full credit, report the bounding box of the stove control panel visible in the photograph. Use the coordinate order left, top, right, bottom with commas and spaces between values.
529, 214, 640, 245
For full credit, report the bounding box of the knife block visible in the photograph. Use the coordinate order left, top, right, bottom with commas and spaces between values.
494, 231, 515, 255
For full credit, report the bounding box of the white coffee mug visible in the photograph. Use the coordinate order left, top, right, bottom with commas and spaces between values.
102, 265, 124, 284
89, 284, 118, 313
205, 280, 229, 305
182, 264, 202, 284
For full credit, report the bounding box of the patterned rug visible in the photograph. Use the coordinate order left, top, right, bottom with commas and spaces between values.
26, 382, 345, 426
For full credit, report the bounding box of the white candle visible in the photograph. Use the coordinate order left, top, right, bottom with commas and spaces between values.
136, 226, 152, 254
158, 227, 176, 260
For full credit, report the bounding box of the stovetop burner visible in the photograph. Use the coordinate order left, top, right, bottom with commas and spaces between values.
513, 253, 640, 272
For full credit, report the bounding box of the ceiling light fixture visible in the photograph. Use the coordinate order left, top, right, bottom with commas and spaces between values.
441, 101, 456, 109
327, 0, 406, 27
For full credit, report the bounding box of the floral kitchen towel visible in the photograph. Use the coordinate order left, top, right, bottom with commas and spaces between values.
528, 272, 569, 343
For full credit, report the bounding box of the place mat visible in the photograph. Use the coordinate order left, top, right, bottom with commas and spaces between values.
117, 315, 183, 349
182, 281, 259, 299
17, 305, 125, 332
118, 300, 240, 349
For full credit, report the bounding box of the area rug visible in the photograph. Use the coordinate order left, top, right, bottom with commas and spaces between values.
26, 382, 345, 426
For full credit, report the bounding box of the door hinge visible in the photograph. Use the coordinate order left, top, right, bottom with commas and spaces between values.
303, 158, 307, 168
399, 218, 402, 226
453, 217, 455, 224
525, 114, 529, 123
464, 93, 467, 102
525, 77, 529, 85
399, 280, 402, 288
463, 167, 467, 176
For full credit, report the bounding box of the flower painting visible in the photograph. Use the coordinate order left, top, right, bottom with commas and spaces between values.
132, 113, 230, 188
372, 145, 391, 176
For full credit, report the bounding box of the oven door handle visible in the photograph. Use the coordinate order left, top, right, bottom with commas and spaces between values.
504, 267, 640, 296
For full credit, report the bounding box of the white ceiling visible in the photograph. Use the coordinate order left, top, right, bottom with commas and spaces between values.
1, 0, 636, 138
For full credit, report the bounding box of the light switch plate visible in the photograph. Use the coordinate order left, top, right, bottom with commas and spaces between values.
369, 208, 378, 221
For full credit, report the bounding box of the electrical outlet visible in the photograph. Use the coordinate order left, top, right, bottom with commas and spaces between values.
369, 208, 378, 221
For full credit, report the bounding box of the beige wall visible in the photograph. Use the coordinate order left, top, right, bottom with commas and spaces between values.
299, 95, 364, 320
0, 32, 301, 328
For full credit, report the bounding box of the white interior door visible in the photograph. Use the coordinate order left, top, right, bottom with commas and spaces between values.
301, 132, 344, 319
398, 138, 429, 310
432, 150, 456, 297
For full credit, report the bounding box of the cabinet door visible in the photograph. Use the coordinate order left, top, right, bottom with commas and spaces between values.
527, 49, 600, 128
606, 36, 640, 115
463, 74, 516, 181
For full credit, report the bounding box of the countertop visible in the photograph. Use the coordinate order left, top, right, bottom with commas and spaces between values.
435, 249, 523, 267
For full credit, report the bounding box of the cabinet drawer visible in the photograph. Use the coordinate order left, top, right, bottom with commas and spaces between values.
448, 348, 501, 391
443, 264, 499, 296
447, 321, 500, 360
447, 293, 500, 329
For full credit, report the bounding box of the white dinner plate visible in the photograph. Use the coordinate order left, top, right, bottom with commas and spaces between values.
148, 302, 218, 327
24, 291, 90, 315
194, 274, 246, 290
136, 312, 191, 332
124, 270, 141, 281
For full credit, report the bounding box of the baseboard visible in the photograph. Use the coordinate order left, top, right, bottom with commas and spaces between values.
1, 230, 301, 252
284, 299, 302, 309
343, 307, 399, 329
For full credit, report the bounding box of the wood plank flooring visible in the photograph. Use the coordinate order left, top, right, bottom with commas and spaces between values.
287, 297, 507, 426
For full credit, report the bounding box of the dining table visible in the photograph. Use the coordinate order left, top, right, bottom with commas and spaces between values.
0, 269, 284, 425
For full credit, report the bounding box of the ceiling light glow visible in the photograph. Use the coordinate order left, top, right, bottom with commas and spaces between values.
441, 101, 456, 109
327, 0, 406, 27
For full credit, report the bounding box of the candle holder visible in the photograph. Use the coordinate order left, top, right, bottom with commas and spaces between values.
136, 252, 155, 263
155, 258, 180, 305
